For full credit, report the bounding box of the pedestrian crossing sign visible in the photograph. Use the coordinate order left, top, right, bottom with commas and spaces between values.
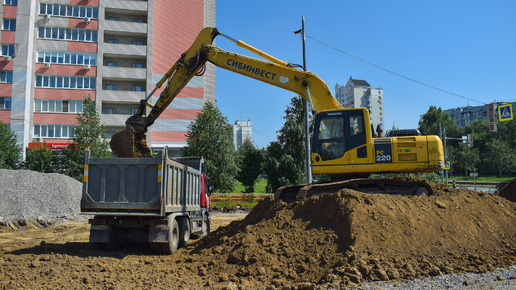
498, 104, 513, 122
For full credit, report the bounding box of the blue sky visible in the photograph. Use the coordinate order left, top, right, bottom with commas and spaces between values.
214, 1, 516, 149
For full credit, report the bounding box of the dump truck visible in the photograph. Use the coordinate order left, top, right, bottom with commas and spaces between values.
80, 148, 211, 254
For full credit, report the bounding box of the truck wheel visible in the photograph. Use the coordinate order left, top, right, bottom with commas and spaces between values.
201, 214, 210, 237
178, 217, 191, 248
161, 218, 179, 254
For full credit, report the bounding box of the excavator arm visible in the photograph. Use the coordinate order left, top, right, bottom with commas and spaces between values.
111, 27, 342, 157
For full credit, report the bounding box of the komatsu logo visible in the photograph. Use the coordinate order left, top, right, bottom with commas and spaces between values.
227, 59, 277, 80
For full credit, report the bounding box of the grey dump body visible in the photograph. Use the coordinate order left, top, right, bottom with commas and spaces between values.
81, 150, 203, 216
81, 149, 209, 254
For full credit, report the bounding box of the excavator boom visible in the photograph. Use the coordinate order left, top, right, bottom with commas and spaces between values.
110, 27, 444, 202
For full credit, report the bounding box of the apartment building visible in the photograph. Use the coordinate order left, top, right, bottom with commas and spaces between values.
443, 101, 516, 128
335, 77, 384, 130
0, 0, 216, 157
233, 119, 251, 151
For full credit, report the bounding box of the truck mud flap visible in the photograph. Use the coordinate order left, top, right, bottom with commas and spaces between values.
89, 225, 112, 243
148, 224, 169, 243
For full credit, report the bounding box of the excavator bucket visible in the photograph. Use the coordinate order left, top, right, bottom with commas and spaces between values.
109, 126, 152, 158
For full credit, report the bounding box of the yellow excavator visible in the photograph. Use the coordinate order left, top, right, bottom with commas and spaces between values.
110, 27, 444, 202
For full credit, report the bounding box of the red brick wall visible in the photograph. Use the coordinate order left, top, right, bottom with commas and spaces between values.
151, 0, 206, 144
33, 113, 78, 124
34, 88, 96, 100
151, 131, 188, 143
0, 110, 10, 123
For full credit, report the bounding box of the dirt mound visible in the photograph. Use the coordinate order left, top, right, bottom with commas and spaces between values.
499, 177, 516, 202
185, 181, 516, 288
109, 127, 152, 158
2, 179, 516, 289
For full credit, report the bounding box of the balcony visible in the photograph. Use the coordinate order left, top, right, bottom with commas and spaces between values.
100, 90, 145, 104
104, 20, 147, 35
104, 0, 148, 12
101, 113, 131, 127
103, 43, 146, 56
101, 66, 146, 80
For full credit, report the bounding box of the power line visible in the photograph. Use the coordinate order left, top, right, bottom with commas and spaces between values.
306, 35, 486, 105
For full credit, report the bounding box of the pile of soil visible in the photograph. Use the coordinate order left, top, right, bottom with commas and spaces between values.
109, 127, 152, 158
1, 177, 516, 289
186, 178, 516, 288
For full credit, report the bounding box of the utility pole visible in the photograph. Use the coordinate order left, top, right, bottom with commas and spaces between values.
294, 16, 312, 184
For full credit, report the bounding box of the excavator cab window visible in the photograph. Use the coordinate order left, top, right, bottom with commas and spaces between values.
316, 115, 345, 161
313, 110, 367, 161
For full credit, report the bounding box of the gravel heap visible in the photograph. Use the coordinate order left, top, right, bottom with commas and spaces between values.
0, 169, 83, 226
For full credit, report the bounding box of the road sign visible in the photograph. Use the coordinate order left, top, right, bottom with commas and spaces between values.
470, 173, 478, 177
498, 104, 513, 122
444, 161, 450, 170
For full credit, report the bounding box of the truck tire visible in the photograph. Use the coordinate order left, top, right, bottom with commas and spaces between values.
178, 217, 191, 248
161, 218, 179, 254
200, 214, 211, 237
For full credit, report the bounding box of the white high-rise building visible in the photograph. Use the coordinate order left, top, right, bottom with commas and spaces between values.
233, 119, 251, 150
335, 77, 384, 131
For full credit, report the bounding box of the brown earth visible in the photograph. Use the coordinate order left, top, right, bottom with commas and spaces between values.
109, 126, 152, 158
1, 178, 516, 289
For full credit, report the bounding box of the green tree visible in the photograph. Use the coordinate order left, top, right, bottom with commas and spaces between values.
452, 142, 480, 176
62, 96, 111, 180
23, 143, 53, 173
0, 121, 22, 169
483, 139, 516, 177
418, 106, 462, 137
237, 138, 263, 193
263, 96, 307, 192
182, 101, 238, 193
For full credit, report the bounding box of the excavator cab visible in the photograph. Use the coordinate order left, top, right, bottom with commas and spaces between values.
312, 109, 369, 163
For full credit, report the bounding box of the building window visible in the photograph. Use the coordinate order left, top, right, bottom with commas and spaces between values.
132, 40, 144, 45
35, 99, 83, 113
105, 84, 117, 90
107, 16, 119, 21
106, 38, 118, 44
104, 107, 116, 114
1, 44, 15, 57
0, 97, 11, 109
0, 71, 13, 83
36, 75, 96, 89
132, 63, 143, 68
106, 61, 117, 67
132, 18, 144, 23
38, 27, 98, 42
37, 51, 96, 66
3, 0, 17, 6
34, 124, 76, 138
2, 19, 16, 31
39, 4, 99, 19
131, 107, 138, 115
131, 85, 143, 91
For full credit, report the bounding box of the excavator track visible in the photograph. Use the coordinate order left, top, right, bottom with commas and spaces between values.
275, 178, 433, 203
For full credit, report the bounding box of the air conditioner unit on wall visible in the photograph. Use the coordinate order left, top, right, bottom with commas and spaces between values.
84, 64, 91, 70
3, 56, 11, 61
44, 14, 51, 20
43, 62, 50, 68
83, 17, 91, 22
